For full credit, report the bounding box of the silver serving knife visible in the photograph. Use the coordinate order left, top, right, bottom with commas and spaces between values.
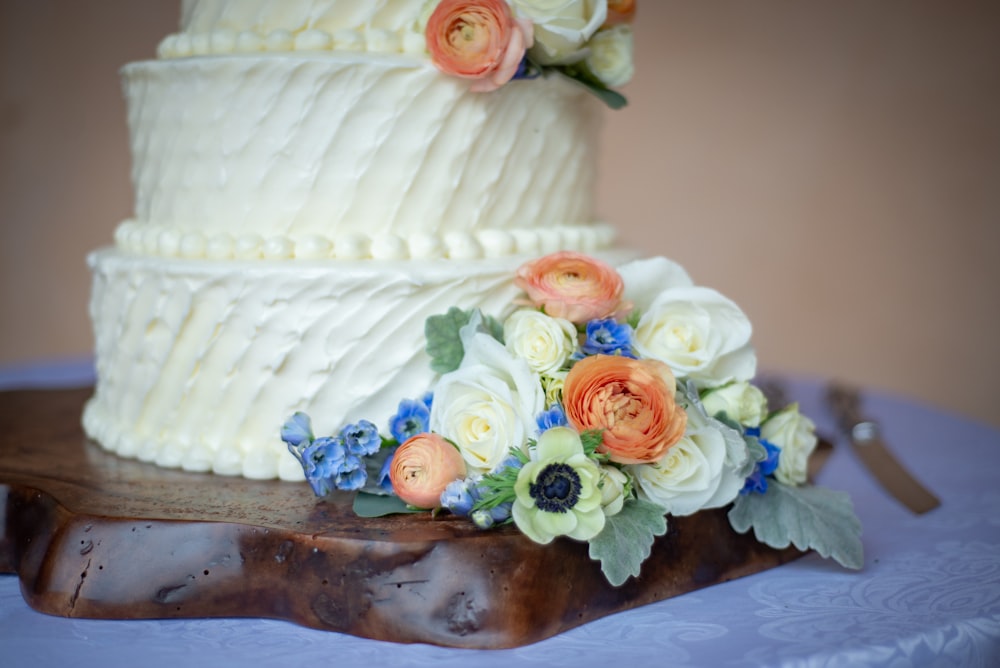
826, 383, 940, 514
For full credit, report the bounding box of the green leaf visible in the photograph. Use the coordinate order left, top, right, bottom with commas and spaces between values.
744, 433, 768, 467
580, 429, 605, 458
585, 84, 628, 110
551, 64, 628, 110
588, 499, 668, 586
715, 416, 752, 477
728, 482, 864, 569
472, 465, 519, 511
424, 307, 504, 374
353, 492, 422, 517
482, 313, 505, 344
425, 307, 474, 374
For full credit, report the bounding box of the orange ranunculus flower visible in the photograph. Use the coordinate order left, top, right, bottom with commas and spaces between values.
390, 433, 467, 509
563, 354, 687, 465
426, 0, 534, 93
605, 0, 636, 26
514, 251, 628, 324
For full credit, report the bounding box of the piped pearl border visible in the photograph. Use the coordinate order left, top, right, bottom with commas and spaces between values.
113, 221, 617, 261
157, 27, 427, 59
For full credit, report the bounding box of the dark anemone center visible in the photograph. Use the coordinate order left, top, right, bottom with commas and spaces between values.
529, 463, 581, 513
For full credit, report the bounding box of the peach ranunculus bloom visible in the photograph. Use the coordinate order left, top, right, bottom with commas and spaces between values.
426, 0, 535, 93
389, 433, 467, 508
563, 354, 687, 465
605, 0, 636, 26
514, 251, 628, 324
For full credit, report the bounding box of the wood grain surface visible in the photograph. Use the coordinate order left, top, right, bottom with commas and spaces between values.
0, 388, 802, 648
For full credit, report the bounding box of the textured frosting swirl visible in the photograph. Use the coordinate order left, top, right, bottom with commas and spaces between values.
123, 53, 604, 258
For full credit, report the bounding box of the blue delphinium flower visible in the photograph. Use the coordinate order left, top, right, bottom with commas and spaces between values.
740, 429, 781, 495
759, 438, 781, 477
491, 454, 524, 475
441, 478, 477, 516
388, 398, 431, 443
580, 318, 636, 358
537, 403, 569, 432
280, 412, 314, 448
469, 501, 513, 529
489, 501, 513, 524
471, 508, 497, 529
336, 453, 368, 491
420, 391, 434, 412
377, 447, 397, 494
340, 420, 381, 457
740, 468, 767, 495
512, 55, 541, 81
298, 436, 346, 496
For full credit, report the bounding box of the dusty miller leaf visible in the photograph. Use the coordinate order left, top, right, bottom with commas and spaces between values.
728, 482, 864, 569
588, 499, 668, 586
425, 307, 473, 374
425, 308, 504, 374
353, 492, 421, 518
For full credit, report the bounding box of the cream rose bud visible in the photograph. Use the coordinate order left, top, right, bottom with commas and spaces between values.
585, 25, 633, 88
541, 370, 568, 407
762, 403, 818, 486
504, 309, 578, 376
701, 381, 768, 427
511, 0, 607, 65
598, 464, 629, 516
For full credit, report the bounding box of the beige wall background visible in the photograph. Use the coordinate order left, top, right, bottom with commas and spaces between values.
1, 1, 998, 428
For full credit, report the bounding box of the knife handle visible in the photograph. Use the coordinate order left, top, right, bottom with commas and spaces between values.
826, 384, 941, 514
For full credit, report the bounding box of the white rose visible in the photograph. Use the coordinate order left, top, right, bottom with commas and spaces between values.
511, 0, 607, 65
430, 317, 545, 474
701, 381, 768, 428
504, 309, 578, 376
628, 401, 746, 516
597, 464, 630, 516
762, 403, 817, 486
585, 24, 633, 87
618, 256, 695, 308
631, 285, 757, 388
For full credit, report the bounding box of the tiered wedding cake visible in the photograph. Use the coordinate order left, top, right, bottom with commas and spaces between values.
84, 1, 862, 594
83, 0, 628, 480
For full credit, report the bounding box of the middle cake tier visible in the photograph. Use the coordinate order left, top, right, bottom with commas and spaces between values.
118, 53, 609, 260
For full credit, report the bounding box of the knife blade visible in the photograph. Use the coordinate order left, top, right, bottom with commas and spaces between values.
825, 383, 940, 514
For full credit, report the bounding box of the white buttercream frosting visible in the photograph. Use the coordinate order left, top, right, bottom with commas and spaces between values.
162, 0, 427, 56
123, 54, 603, 249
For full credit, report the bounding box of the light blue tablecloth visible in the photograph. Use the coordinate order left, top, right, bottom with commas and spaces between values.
2, 362, 999, 667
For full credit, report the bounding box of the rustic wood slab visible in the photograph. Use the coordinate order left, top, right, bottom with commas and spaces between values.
0, 388, 802, 648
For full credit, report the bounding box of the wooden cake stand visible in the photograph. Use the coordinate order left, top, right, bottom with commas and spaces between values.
0, 388, 802, 648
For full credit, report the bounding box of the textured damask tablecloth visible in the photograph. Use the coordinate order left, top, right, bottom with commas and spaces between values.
2, 361, 999, 667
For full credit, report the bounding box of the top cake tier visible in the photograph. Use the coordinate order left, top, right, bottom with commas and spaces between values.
116, 0, 615, 262
164, 0, 432, 55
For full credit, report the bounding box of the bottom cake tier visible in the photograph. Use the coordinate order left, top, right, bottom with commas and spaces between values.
2, 388, 803, 649
85, 249, 622, 481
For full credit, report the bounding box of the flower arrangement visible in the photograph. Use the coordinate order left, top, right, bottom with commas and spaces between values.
421, 0, 635, 108
283, 251, 863, 586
